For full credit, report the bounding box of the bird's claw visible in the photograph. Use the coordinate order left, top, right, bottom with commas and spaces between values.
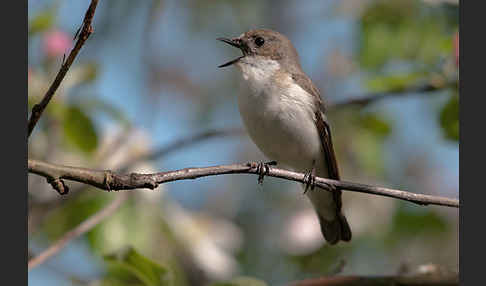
303, 170, 316, 194
248, 161, 277, 185
303, 161, 317, 195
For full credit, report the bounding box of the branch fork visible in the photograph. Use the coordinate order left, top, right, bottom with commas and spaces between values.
46, 177, 69, 195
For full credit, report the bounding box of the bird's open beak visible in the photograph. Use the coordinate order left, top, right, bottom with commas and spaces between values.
217, 37, 245, 68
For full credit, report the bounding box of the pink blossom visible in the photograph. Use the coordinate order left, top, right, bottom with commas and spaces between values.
43, 29, 72, 58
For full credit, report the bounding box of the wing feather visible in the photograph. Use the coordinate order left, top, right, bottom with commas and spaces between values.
291, 72, 342, 210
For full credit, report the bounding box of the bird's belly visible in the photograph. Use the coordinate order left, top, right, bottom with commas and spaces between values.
237, 90, 322, 172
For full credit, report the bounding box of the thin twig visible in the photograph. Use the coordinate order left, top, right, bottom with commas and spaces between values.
94, 127, 134, 163
27, 0, 99, 138
119, 127, 244, 172
287, 274, 458, 286
28, 159, 459, 208
27, 128, 241, 270
28, 193, 128, 270
119, 80, 453, 169
29, 127, 134, 235
28, 129, 136, 271
330, 81, 456, 109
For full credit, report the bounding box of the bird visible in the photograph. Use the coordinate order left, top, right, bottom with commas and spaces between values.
217, 29, 351, 244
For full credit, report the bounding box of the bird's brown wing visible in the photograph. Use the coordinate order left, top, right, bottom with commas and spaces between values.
291, 73, 340, 181
292, 72, 351, 244
291, 72, 342, 210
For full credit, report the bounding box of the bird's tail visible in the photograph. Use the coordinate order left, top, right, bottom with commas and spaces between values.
317, 212, 352, 245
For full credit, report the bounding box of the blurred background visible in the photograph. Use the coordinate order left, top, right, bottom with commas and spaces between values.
28, 0, 459, 285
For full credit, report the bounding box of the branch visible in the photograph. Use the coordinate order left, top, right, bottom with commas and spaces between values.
27, 129, 243, 270
28, 159, 459, 208
119, 127, 244, 172
288, 275, 458, 286
329, 81, 456, 109
27, 0, 99, 138
28, 129, 143, 270
28, 193, 128, 270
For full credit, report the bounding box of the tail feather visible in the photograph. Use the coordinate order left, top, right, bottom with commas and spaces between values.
318, 213, 352, 245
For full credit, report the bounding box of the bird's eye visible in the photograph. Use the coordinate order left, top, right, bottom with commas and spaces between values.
254, 37, 265, 47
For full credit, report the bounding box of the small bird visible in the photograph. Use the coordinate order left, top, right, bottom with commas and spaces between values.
217, 29, 351, 244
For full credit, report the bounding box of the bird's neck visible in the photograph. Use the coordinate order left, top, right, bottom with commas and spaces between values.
236, 56, 281, 95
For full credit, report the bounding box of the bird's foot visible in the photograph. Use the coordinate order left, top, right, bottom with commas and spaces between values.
303, 160, 317, 194
247, 160, 277, 185
303, 166, 316, 195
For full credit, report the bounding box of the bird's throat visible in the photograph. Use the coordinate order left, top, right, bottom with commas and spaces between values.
237, 57, 281, 93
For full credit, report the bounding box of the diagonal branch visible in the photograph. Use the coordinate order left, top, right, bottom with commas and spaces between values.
28, 159, 459, 208
119, 127, 244, 172
28, 192, 128, 270
27, 128, 243, 270
27, 0, 99, 138
330, 81, 456, 109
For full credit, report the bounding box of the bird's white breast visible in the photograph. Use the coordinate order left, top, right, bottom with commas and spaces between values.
235, 57, 323, 172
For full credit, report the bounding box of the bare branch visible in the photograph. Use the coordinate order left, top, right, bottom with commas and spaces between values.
28, 159, 459, 208
287, 274, 458, 286
330, 81, 456, 109
119, 127, 244, 172
27, 128, 244, 270
28, 129, 138, 270
27, 0, 99, 138
28, 193, 128, 270
119, 80, 455, 169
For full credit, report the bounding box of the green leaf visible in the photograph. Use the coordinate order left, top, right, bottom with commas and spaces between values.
29, 10, 55, 35
366, 73, 425, 93
80, 99, 131, 128
345, 112, 391, 175
352, 131, 385, 175
210, 276, 268, 286
439, 93, 459, 142
42, 192, 110, 241
359, 0, 457, 69
287, 243, 353, 276
104, 246, 173, 286
386, 204, 449, 244
358, 113, 392, 139
62, 105, 99, 154
97, 277, 144, 286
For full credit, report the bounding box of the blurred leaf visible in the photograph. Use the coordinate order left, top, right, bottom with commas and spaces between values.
104, 246, 173, 286
358, 113, 392, 139
62, 105, 99, 153
78, 62, 99, 83
210, 276, 268, 286
366, 73, 425, 92
81, 99, 131, 128
83, 196, 146, 255
386, 204, 449, 244
353, 131, 385, 175
42, 192, 110, 241
288, 244, 353, 276
361, 0, 416, 29
439, 93, 459, 142
97, 277, 142, 286
29, 10, 55, 35
360, 0, 457, 69
347, 111, 391, 175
